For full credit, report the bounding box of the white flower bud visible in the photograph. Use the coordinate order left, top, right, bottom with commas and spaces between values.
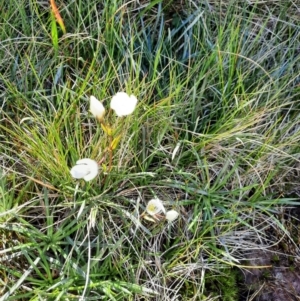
90, 95, 105, 120
165, 210, 179, 222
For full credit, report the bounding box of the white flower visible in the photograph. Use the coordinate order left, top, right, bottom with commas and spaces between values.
90, 95, 105, 120
70, 158, 99, 181
110, 92, 138, 116
146, 199, 166, 216
165, 210, 179, 222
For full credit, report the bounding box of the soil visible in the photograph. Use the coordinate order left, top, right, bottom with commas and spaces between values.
241, 207, 300, 301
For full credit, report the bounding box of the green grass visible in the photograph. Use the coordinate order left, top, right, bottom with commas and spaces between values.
1, 0, 300, 300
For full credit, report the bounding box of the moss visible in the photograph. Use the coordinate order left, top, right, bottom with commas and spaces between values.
205, 268, 240, 301
288, 265, 295, 272
271, 254, 280, 263
261, 270, 272, 279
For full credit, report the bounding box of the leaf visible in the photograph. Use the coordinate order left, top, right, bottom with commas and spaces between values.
110, 135, 121, 150
51, 12, 58, 54
102, 164, 107, 172
143, 215, 157, 223
101, 123, 113, 136
120, 209, 152, 235
50, 0, 66, 34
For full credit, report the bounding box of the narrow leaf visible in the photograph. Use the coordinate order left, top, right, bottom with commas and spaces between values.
110, 135, 121, 150
51, 12, 59, 54
101, 123, 113, 136
50, 0, 66, 34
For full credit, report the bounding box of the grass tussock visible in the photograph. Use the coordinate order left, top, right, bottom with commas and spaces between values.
0, 0, 300, 300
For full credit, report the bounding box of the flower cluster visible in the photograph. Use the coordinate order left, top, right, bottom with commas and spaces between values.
146, 198, 179, 223
69, 92, 138, 182
68, 92, 180, 225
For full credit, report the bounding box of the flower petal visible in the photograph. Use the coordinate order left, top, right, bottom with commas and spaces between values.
146, 198, 166, 216
110, 92, 138, 116
70, 164, 90, 179
70, 158, 99, 182
90, 95, 105, 120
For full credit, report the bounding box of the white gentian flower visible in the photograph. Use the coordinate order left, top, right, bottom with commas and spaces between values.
90, 95, 105, 120
165, 210, 179, 222
110, 92, 138, 116
70, 158, 99, 181
146, 198, 166, 216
